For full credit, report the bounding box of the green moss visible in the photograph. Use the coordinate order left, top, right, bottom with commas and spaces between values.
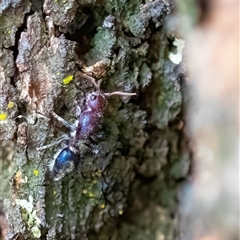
127, 13, 148, 37
85, 28, 117, 63
105, 0, 140, 16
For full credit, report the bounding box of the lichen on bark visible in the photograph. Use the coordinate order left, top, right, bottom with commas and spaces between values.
0, 0, 190, 239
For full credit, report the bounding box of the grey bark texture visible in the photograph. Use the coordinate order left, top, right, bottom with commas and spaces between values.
0, 0, 189, 239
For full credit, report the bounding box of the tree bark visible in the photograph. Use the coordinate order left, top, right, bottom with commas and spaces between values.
0, 0, 189, 239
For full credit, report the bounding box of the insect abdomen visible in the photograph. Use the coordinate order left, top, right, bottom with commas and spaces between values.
53, 147, 79, 181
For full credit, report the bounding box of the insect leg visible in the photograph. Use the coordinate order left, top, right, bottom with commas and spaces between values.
37, 135, 69, 150
51, 111, 76, 131
74, 101, 81, 118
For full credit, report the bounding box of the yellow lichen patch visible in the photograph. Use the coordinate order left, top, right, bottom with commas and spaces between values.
88, 192, 94, 197
33, 169, 39, 176
53, 190, 57, 195
62, 75, 74, 85
8, 30, 11, 34
7, 101, 14, 108
0, 113, 7, 121
95, 169, 102, 177
100, 203, 105, 209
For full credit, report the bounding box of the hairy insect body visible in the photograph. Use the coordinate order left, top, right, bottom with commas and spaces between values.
38, 78, 136, 181
51, 93, 108, 180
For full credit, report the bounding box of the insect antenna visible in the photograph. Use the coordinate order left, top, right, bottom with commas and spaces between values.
103, 91, 136, 97
78, 72, 101, 90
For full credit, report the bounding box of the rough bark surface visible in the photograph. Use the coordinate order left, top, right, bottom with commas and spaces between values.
0, 0, 189, 239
